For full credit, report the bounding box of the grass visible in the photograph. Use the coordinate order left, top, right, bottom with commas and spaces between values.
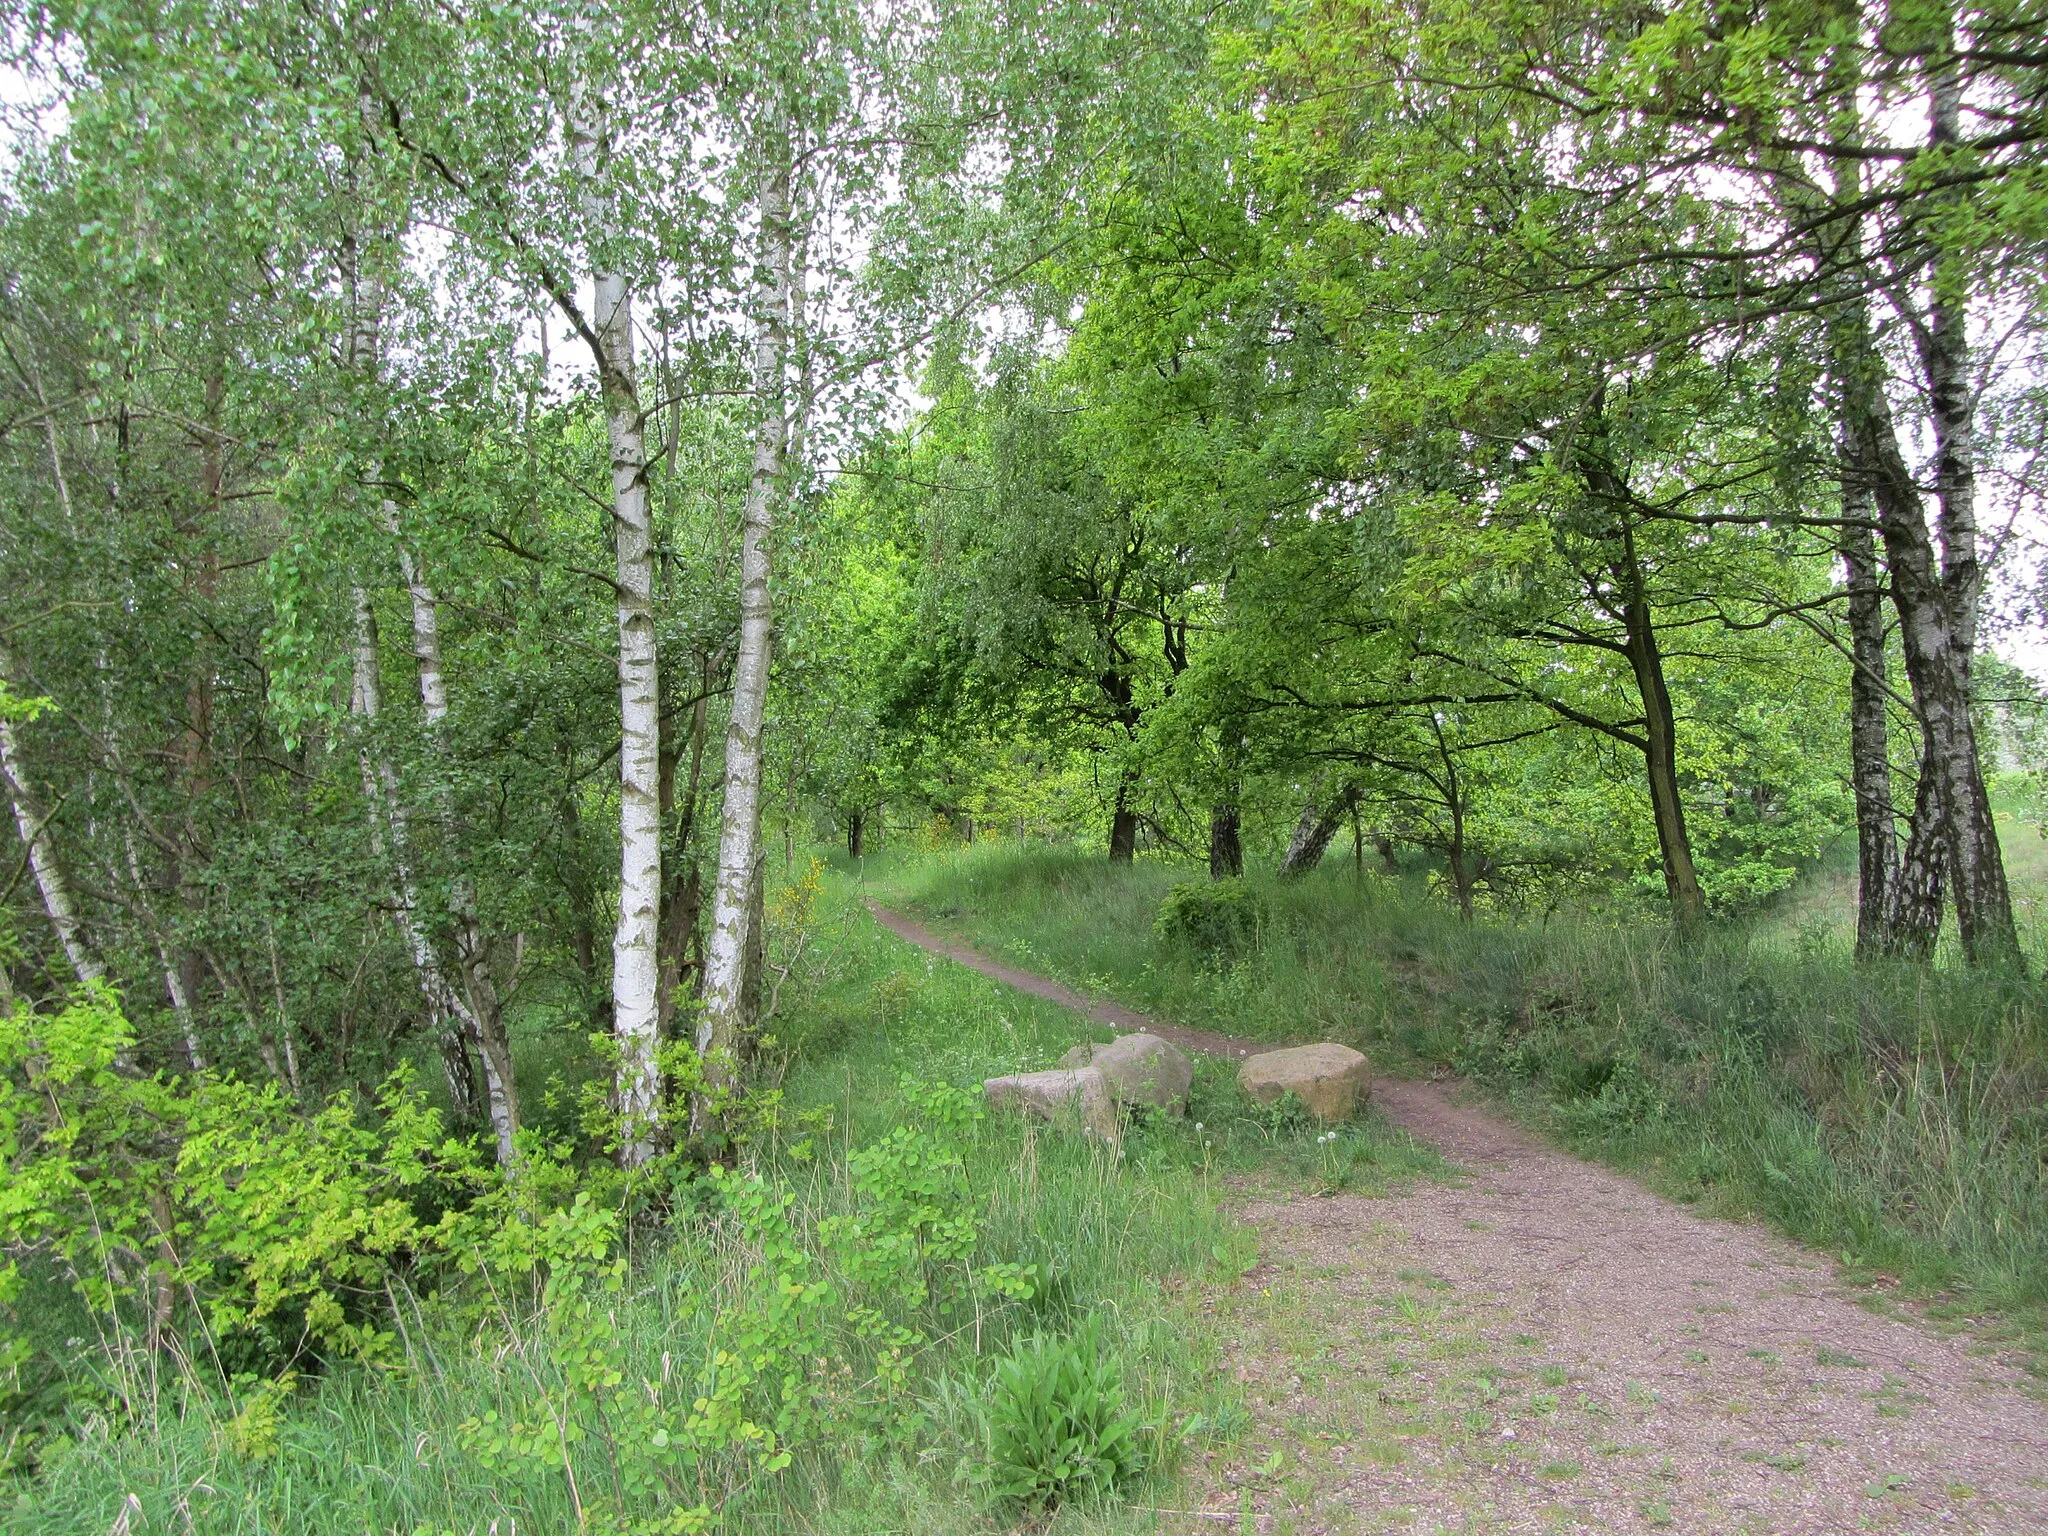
7, 860, 1439, 1535
861, 840, 2048, 1357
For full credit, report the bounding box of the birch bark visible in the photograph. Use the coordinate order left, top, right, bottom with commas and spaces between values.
348, 588, 497, 1130
1280, 781, 1360, 876
569, 77, 663, 1163
387, 524, 521, 1162
694, 130, 792, 1148
0, 650, 102, 987
346, 239, 521, 1162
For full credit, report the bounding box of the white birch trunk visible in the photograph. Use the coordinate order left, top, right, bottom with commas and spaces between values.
570, 76, 663, 1164
694, 132, 792, 1145
5, 413, 105, 988
385, 514, 520, 1165
0, 683, 102, 987
345, 230, 522, 1163
123, 823, 205, 1069
349, 587, 505, 1116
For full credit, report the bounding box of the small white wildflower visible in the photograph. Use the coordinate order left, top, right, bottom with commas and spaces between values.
1501, 1427, 1516, 1440
1194, 1122, 1204, 1131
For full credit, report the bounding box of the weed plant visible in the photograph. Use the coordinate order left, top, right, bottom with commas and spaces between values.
874, 844, 2048, 1349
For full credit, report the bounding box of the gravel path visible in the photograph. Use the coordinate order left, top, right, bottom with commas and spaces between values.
868, 902, 2048, 1534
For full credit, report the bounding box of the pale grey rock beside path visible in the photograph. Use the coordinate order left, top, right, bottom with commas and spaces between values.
1238, 1041, 1373, 1122
1060, 1031, 1193, 1112
981, 1065, 1120, 1142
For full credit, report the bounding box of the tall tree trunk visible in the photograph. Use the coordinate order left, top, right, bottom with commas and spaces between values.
656, 662, 712, 1044
571, 82, 664, 1163
1280, 781, 1360, 876
123, 825, 204, 1069
847, 808, 864, 859
1817, 140, 1941, 961
389, 531, 520, 1164
1841, 490, 1899, 958
163, 363, 225, 1069
1209, 802, 1242, 879
1822, 190, 1901, 958
348, 590, 491, 1127
0, 647, 103, 987
695, 129, 792, 1151
1845, 341, 2018, 965
1884, 757, 1947, 960
1108, 783, 1138, 863
1610, 526, 1706, 926
348, 233, 520, 1163
1925, 36, 1980, 673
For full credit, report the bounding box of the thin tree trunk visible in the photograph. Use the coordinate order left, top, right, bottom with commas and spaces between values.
1925, 36, 1980, 672
1429, 715, 1474, 921
0, 651, 103, 987
571, 82, 664, 1163
348, 236, 520, 1162
695, 127, 792, 1151
390, 532, 520, 1164
349, 588, 492, 1120
123, 825, 204, 1069
1841, 495, 1899, 958
847, 808, 864, 859
1609, 526, 1706, 926
656, 663, 712, 1042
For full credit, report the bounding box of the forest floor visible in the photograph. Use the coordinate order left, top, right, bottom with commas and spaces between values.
869, 901, 2048, 1536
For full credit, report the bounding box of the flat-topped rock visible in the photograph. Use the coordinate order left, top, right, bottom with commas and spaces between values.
1057, 1032, 1192, 1113
984, 1066, 1120, 1141
1238, 1043, 1371, 1122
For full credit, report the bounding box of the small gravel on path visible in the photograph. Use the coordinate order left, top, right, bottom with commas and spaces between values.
867, 903, 2048, 1534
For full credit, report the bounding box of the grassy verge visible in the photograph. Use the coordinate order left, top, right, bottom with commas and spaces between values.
863, 843, 2048, 1361
9, 859, 1443, 1534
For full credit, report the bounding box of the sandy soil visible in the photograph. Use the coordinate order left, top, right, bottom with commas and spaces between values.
868, 902, 2048, 1534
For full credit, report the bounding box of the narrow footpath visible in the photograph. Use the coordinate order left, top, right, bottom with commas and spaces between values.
868, 901, 2048, 1536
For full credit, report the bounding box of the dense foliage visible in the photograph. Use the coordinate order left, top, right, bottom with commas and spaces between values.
1, 0, 2045, 1527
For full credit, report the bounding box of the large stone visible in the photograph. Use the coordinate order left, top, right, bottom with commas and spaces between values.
1057, 1033, 1192, 1113
1237, 1043, 1371, 1122
984, 1066, 1121, 1141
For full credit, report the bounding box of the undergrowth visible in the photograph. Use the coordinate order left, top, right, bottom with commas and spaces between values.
876, 843, 2048, 1357
5, 863, 1390, 1534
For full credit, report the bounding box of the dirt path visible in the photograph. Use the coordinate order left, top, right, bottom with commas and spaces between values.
867, 902, 2048, 1534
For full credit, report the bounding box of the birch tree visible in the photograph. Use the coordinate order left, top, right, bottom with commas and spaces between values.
695, 121, 791, 1147
566, 65, 663, 1163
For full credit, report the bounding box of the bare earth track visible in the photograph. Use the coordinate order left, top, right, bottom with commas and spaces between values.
866, 901, 2048, 1535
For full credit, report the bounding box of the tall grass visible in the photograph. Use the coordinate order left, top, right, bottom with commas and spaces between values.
12, 866, 1425, 1534
877, 844, 2048, 1345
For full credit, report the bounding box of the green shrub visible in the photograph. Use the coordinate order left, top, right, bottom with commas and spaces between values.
1155, 879, 1266, 961
973, 1315, 1143, 1512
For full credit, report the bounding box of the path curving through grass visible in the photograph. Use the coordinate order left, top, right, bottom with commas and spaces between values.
869, 900, 2048, 1534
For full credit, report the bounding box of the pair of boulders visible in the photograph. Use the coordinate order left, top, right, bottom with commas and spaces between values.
983, 1032, 1192, 1141
983, 1033, 1372, 1137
